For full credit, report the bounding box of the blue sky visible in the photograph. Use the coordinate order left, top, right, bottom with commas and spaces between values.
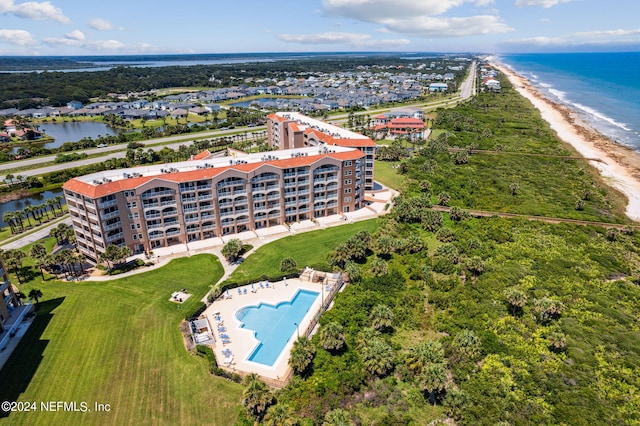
0, 0, 639, 55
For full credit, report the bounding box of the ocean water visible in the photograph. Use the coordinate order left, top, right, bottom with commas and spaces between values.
500, 52, 640, 151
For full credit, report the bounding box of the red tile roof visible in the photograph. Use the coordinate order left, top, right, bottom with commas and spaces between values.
191, 150, 212, 161
63, 150, 365, 198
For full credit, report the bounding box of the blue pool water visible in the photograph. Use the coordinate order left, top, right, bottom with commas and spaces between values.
237, 289, 319, 366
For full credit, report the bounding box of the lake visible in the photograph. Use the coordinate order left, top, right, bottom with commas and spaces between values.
38, 121, 119, 149
229, 98, 287, 108
0, 189, 66, 228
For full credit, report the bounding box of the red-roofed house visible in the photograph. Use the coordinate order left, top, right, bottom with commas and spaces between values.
374, 117, 427, 140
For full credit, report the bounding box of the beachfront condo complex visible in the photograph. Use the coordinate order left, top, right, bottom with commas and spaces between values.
62, 113, 375, 263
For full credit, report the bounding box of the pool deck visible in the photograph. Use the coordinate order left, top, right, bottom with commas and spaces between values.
203, 277, 325, 381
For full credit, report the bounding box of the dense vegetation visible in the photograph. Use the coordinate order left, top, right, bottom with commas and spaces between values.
235, 73, 640, 425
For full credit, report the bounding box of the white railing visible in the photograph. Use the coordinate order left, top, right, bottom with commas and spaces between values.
141, 189, 174, 199
100, 211, 119, 220
98, 199, 118, 209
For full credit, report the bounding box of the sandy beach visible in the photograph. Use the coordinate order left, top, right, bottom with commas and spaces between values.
489, 60, 640, 222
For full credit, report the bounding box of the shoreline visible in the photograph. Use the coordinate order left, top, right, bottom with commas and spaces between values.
490, 60, 640, 222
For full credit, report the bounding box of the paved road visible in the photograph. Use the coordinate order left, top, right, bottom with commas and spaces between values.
0, 217, 72, 250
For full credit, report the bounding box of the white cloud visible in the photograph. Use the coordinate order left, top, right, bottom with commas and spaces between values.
65, 29, 85, 41
0, 29, 36, 46
500, 27, 640, 51
514, 0, 572, 8
278, 31, 410, 48
42, 34, 163, 53
0, 0, 69, 23
321, 0, 510, 38
88, 18, 123, 31
381, 15, 512, 37
323, 0, 493, 20
574, 28, 640, 38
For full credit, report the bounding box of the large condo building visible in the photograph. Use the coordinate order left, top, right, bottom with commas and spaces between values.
63, 144, 368, 263
0, 257, 27, 353
267, 112, 376, 190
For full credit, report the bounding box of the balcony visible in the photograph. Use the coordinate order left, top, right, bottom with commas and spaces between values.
185, 216, 200, 223
106, 232, 124, 242
147, 223, 163, 230
141, 189, 175, 199
166, 230, 181, 237
143, 202, 160, 210
284, 181, 297, 188
198, 195, 213, 202
202, 224, 216, 231
160, 200, 176, 207
103, 222, 122, 232
182, 207, 198, 214
233, 189, 247, 195
196, 184, 212, 190
267, 193, 280, 201
98, 199, 118, 209
149, 232, 164, 240
100, 211, 120, 220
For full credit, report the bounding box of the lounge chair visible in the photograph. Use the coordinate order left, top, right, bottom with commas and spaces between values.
260, 282, 265, 289
218, 327, 227, 332
238, 289, 242, 295
243, 288, 247, 294
265, 282, 270, 288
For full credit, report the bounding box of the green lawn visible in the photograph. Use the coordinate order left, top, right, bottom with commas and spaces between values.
0, 254, 242, 426
374, 160, 404, 191
225, 219, 379, 285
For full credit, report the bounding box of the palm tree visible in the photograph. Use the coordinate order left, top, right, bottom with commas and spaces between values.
504, 288, 527, 316
28, 288, 43, 309
361, 337, 395, 377
419, 363, 448, 405
34, 257, 48, 280
320, 321, 345, 352
30, 242, 47, 261
370, 303, 394, 331
53, 195, 65, 215
4, 249, 26, 284
324, 408, 355, 426
242, 373, 273, 420
21, 206, 33, 227
264, 403, 296, 426
46, 198, 57, 217
451, 329, 482, 361
4, 173, 14, 187
288, 336, 315, 375
406, 339, 445, 374
3, 211, 17, 234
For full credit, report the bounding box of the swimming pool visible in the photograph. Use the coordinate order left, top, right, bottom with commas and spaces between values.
237, 289, 319, 366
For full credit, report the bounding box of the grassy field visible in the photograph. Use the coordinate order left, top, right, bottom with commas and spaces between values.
373, 160, 404, 190
0, 254, 242, 426
224, 219, 379, 285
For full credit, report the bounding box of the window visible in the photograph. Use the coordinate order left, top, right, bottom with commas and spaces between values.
345, 160, 352, 166
136, 223, 141, 229
133, 234, 137, 240
130, 224, 136, 230
133, 213, 139, 219
344, 197, 352, 202
344, 179, 352, 185
344, 170, 352, 176
344, 188, 352, 194
343, 206, 350, 212
138, 234, 143, 239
